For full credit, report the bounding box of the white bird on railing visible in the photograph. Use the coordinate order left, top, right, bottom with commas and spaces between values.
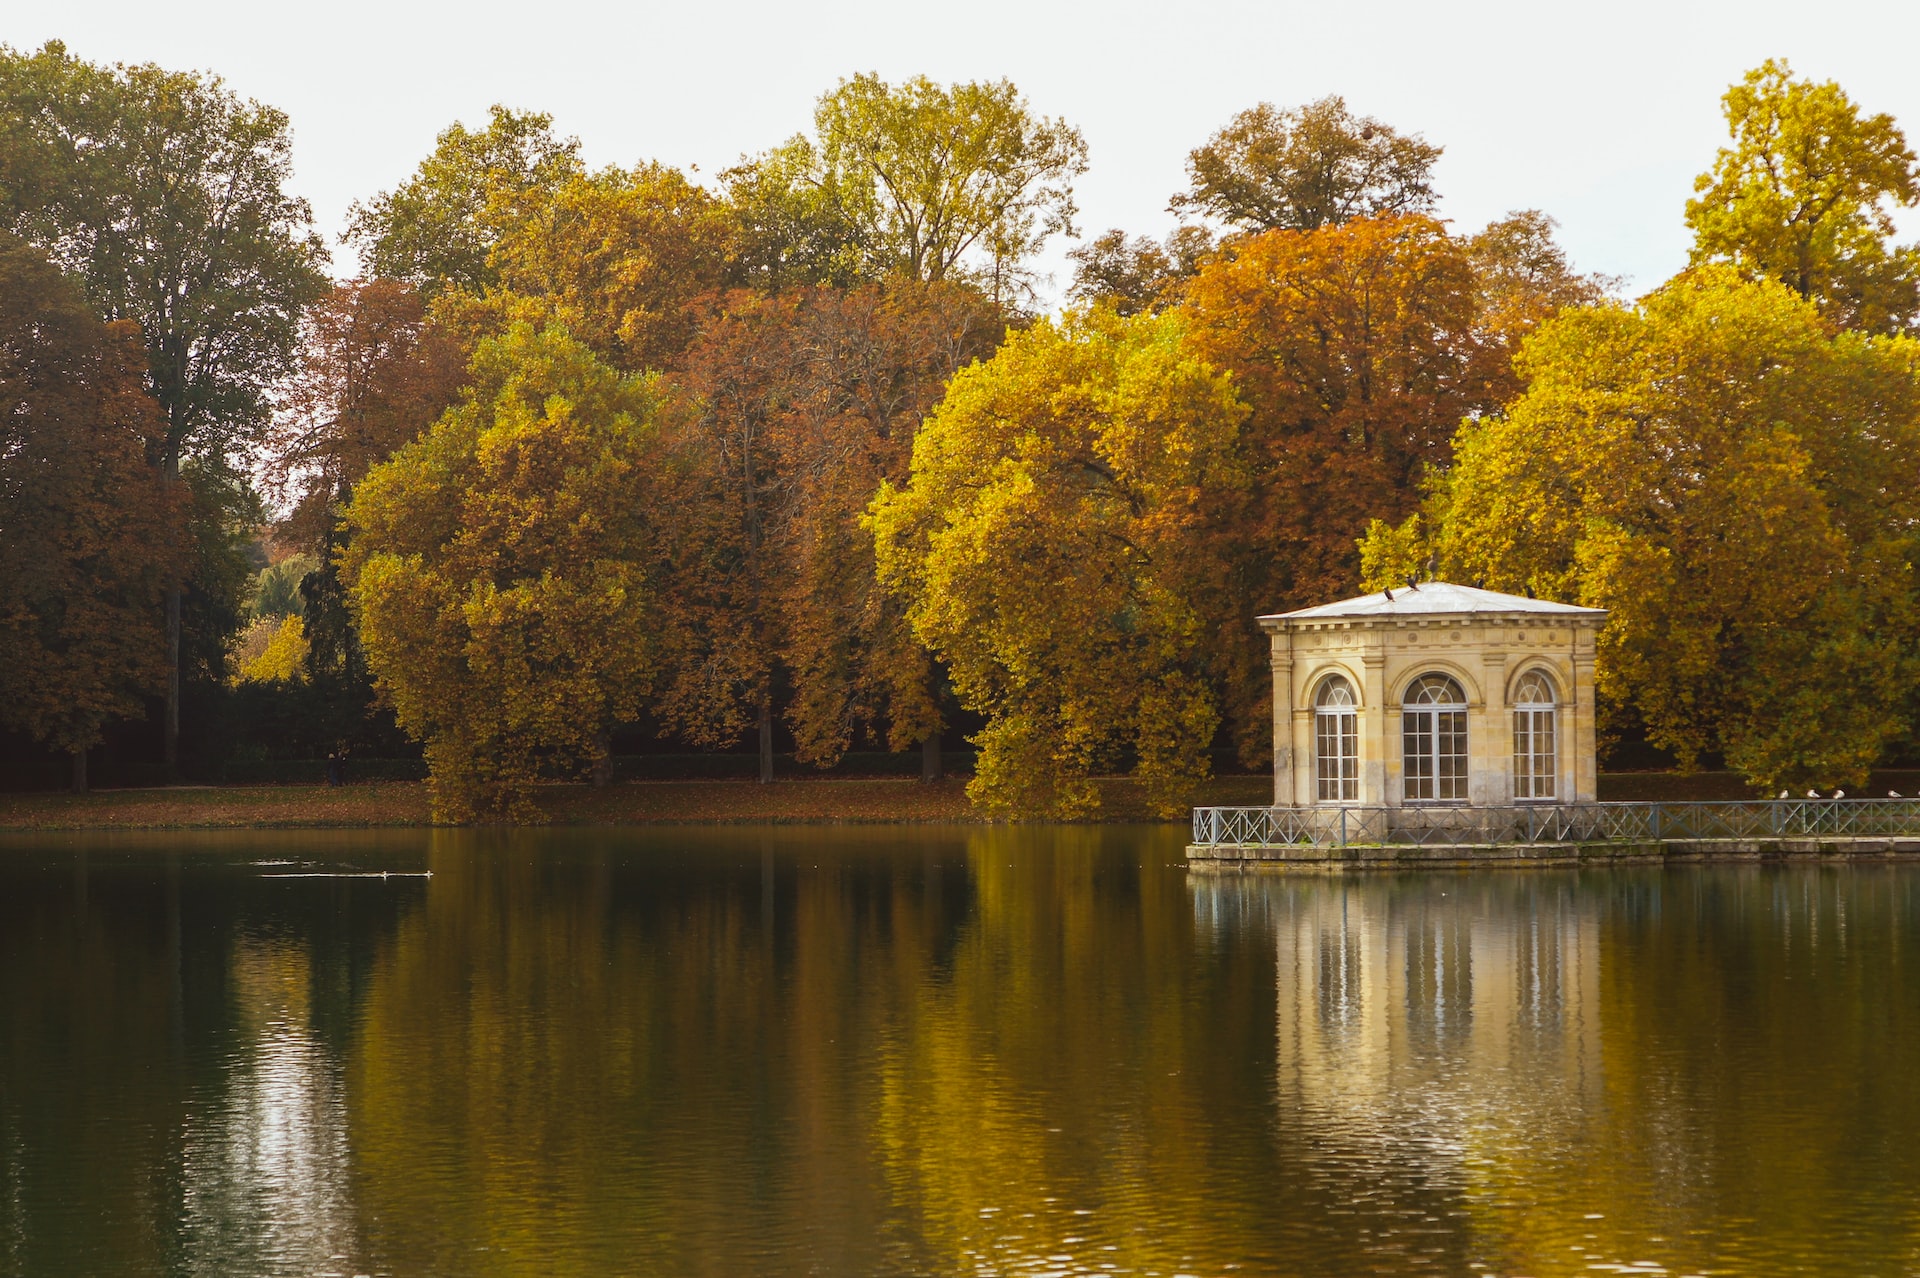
1807, 789, 1820, 799
1892, 790, 1904, 799
1778, 790, 1789, 799
1834, 789, 1847, 799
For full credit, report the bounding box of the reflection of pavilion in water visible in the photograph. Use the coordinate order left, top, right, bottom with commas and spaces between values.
1198, 878, 1604, 1178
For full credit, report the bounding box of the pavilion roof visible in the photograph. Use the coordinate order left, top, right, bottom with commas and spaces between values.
1261, 581, 1607, 623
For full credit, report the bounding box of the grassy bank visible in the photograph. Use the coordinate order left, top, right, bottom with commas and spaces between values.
0, 775, 1276, 831
10, 769, 1918, 832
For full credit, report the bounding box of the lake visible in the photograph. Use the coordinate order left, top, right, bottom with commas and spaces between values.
1, 826, 1916, 1276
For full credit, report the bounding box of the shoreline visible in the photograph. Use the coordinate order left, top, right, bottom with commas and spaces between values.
0, 775, 1275, 831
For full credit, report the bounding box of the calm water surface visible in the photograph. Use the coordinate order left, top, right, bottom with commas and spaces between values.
1, 826, 1918, 1276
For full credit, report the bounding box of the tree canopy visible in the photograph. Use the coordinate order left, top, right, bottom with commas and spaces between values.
347, 105, 583, 295
870, 309, 1246, 817
0, 40, 329, 767
1171, 96, 1440, 234
1406, 267, 1920, 787
0, 234, 183, 781
1687, 59, 1920, 333
801, 74, 1088, 297
342, 324, 669, 819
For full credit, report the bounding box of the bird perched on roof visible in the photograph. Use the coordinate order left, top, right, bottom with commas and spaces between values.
1383, 586, 1393, 601
1425, 551, 1438, 581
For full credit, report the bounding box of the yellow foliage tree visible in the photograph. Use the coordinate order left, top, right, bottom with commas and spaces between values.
342, 324, 668, 821
1687, 59, 1920, 334
869, 309, 1246, 817
234, 614, 309, 684
1416, 267, 1920, 787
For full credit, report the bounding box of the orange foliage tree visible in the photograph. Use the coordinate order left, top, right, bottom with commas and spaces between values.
1179, 214, 1501, 760
660, 279, 999, 779
0, 234, 184, 788
266, 279, 467, 545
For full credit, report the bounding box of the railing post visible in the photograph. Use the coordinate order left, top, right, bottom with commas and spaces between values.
1339, 807, 1348, 849
1651, 803, 1662, 841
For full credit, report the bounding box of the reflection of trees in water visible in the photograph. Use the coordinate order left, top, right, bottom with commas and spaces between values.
0, 837, 418, 1276
347, 827, 991, 1275
15, 839, 1920, 1274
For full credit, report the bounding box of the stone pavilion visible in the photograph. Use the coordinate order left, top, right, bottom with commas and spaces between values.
1261, 582, 1608, 809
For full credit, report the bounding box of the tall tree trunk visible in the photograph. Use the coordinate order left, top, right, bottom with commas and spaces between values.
71, 746, 88, 794
921, 733, 943, 783
162, 449, 182, 779
164, 584, 180, 776
758, 695, 774, 784
591, 727, 614, 788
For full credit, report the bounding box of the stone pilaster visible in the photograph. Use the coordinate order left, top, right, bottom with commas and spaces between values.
1481, 646, 1510, 805
1361, 647, 1390, 807
1270, 629, 1295, 807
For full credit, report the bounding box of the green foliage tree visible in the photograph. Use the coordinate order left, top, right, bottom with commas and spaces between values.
1415, 267, 1920, 788
0, 234, 184, 789
869, 309, 1246, 818
249, 555, 319, 621
1687, 59, 1920, 333
347, 105, 583, 295
342, 324, 669, 820
1171, 96, 1440, 233
0, 41, 330, 768
721, 137, 872, 291
757, 74, 1087, 299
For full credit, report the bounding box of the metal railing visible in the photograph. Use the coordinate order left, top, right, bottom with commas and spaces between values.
1190, 799, 1920, 849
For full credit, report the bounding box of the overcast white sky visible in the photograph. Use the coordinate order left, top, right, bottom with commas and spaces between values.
10, 0, 1920, 308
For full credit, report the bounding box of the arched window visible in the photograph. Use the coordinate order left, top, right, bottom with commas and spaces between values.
1314, 674, 1358, 802
1512, 670, 1558, 801
1402, 674, 1467, 803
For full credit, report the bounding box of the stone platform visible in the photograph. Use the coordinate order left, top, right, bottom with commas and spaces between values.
1187, 836, 1920, 871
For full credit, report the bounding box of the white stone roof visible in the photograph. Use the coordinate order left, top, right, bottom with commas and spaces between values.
1262, 581, 1607, 623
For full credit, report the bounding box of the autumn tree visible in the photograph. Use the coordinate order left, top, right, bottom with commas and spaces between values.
1066, 226, 1216, 316
342, 324, 669, 820
869, 309, 1246, 818
1179, 214, 1496, 759
1688, 59, 1920, 334
1417, 267, 1920, 787
0, 234, 183, 790
259, 279, 469, 757
1171, 97, 1440, 234
652, 292, 801, 782
1468, 210, 1614, 354
267, 279, 467, 545
741, 75, 1087, 301
721, 137, 871, 291
774, 280, 1000, 777
0, 41, 329, 769
490, 163, 740, 371
657, 280, 999, 782
347, 105, 582, 295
